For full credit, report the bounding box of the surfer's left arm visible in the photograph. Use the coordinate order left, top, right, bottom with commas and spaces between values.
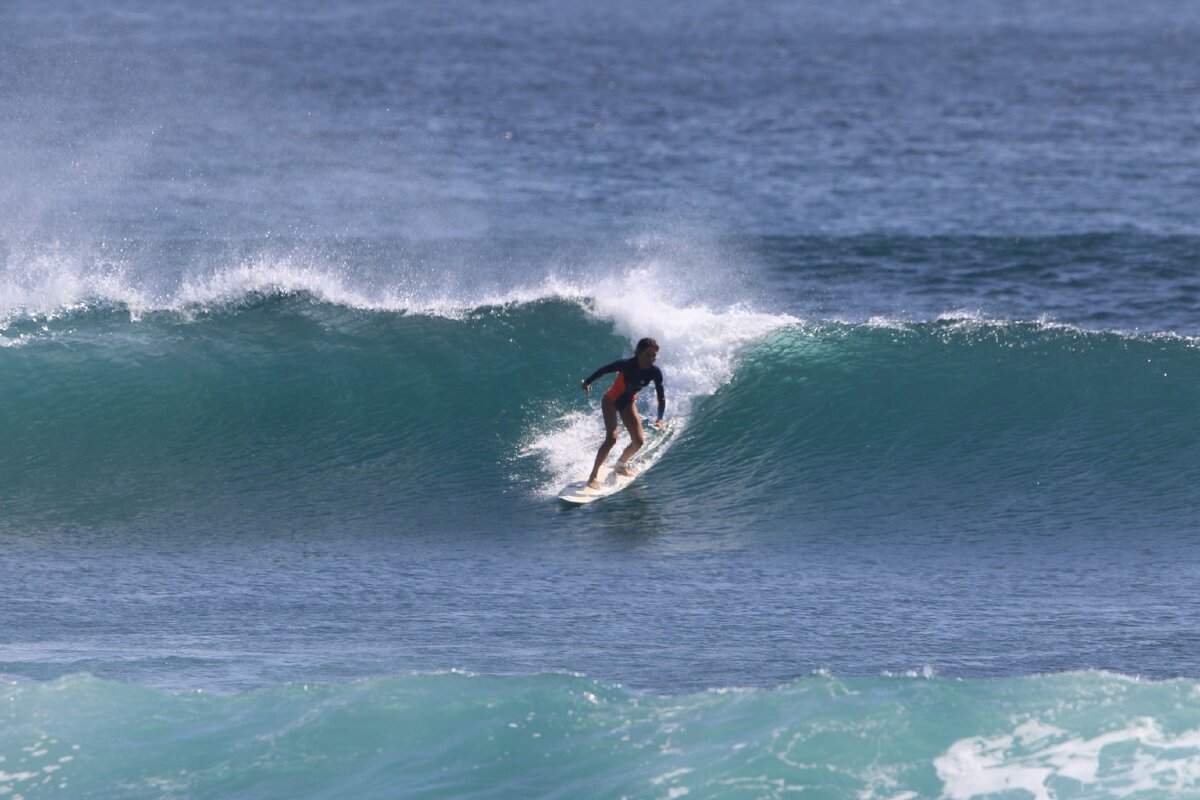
653, 368, 666, 429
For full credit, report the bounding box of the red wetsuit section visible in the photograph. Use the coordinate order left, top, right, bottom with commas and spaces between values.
603, 372, 627, 403
584, 357, 666, 418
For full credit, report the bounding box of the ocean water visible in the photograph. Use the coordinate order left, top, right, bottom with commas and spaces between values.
2, 1, 1199, 797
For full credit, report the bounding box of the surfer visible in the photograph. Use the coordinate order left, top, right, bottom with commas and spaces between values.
581, 338, 666, 490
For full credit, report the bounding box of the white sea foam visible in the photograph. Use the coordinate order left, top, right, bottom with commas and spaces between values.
935, 717, 1200, 799
521, 262, 796, 497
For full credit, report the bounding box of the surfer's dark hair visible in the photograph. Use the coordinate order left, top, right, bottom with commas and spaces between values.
636, 337, 659, 354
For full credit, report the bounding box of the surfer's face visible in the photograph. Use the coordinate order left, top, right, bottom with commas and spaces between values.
637, 348, 658, 368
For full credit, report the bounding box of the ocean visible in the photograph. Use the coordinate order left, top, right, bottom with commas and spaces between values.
2, 1, 1199, 797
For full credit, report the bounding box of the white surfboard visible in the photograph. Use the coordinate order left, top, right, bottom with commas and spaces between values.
556, 420, 676, 505
557, 462, 641, 504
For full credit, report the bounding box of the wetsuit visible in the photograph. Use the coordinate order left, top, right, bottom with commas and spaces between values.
584, 357, 666, 420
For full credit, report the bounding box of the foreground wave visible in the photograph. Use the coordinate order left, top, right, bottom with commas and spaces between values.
1, 292, 1196, 531
3, 670, 1199, 799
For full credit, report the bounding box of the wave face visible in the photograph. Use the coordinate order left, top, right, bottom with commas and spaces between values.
4, 671, 1200, 799
1, 287, 1197, 533
1, 294, 546, 526
663, 319, 1200, 533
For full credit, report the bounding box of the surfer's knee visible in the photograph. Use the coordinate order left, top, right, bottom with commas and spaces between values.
628, 430, 644, 449
603, 429, 620, 447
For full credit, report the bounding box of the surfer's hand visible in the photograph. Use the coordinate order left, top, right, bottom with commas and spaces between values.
581, 380, 590, 394
654, 419, 666, 431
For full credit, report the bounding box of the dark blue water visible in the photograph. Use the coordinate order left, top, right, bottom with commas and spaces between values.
2, 1, 1199, 796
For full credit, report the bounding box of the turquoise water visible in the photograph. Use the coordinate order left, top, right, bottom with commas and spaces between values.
3, 0, 1200, 797
3, 298, 1197, 532
7, 671, 1200, 798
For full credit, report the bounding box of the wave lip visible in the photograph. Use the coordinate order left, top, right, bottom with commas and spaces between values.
4, 670, 1199, 799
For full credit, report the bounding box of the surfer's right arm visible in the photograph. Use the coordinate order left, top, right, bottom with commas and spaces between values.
582, 360, 623, 393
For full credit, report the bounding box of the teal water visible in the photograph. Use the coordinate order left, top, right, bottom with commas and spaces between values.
2, 296, 1197, 532
6, 671, 1200, 799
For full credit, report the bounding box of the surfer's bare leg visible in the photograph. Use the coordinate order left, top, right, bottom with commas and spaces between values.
588, 397, 620, 489
615, 404, 644, 475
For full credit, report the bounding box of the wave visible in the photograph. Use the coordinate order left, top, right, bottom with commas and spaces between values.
0, 265, 792, 524
657, 317, 1200, 530
1, 279, 1195, 530
4, 670, 1200, 798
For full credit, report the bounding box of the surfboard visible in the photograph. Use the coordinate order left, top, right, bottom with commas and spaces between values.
557, 462, 641, 504
557, 420, 676, 505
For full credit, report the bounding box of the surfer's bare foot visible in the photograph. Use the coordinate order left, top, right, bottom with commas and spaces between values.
615, 462, 635, 477
587, 478, 602, 490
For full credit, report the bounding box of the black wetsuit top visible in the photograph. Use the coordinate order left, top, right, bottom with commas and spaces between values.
585, 357, 666, 418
